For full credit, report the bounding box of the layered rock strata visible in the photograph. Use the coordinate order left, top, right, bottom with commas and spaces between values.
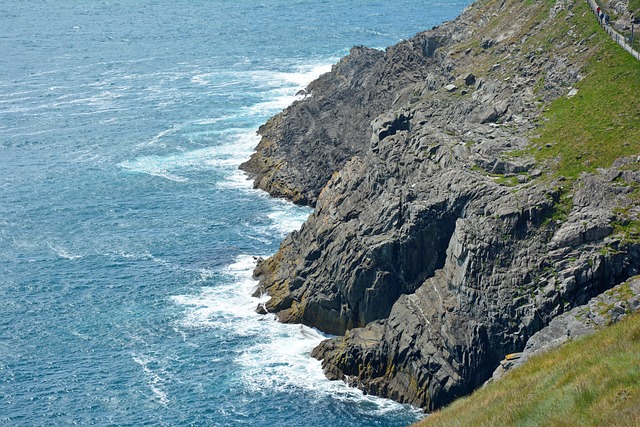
490, 276, 640, 382
241, 0, 640, 411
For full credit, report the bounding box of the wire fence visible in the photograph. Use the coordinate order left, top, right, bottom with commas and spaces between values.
586, 0, 640, 60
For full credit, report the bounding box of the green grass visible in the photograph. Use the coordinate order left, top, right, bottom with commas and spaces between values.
416, 312, 640, 427
470, 164, 522, 187
629, 0, 640, 17
463, 0, 639, 184
539, 187, 573, 226
530, 7, 640, 180
611, 184, 640, 242
521, 1, 640, 241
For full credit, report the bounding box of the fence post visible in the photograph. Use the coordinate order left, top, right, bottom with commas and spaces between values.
590, 0, 639, 61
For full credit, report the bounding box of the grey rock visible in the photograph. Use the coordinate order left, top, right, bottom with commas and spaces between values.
490, 277, 640, 381
481, 37, 495, 49
241, 0, 640, 412
464, 73, 476, 86
424, 37, 440, 57
240, 34, 447, 206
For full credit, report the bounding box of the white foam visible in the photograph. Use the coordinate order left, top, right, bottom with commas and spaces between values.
216, 169, 254, 190
245, 90, 301, 117
171, 254, 268, 334
197, 267, 216, 282
139, 123, 187, 148
244, 62, 334, 90
136, 117, 256, 151
132, 354, 170, 406
191, 72, 242, 89
236, 328, 420, 417
171, 249, 417, 417
235, 325, 327, 392
120, 130, 258, 182
266, 201, 311, 237
72, 151, 111, 165
113, 250, 154, 260
119, 160, 188, 182
273, 63, 333, 87
242, 63, 334, 117
47, 242, 82, 260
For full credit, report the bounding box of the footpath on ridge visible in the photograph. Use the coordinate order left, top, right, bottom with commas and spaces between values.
588, 0, 640, 60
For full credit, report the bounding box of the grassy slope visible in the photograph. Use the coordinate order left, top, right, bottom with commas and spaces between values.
452, 0, 640, 183
529, 0, 640, 239
531, 18, 640, 180
417, 312, 640, 427
529, 1, 640, 239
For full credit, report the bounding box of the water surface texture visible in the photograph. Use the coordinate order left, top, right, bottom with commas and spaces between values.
0, 1, 469, 425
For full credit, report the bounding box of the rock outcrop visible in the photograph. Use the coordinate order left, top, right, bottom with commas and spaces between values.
490, 276, 640, 381
239, 40, 437, 206
242, 0, 640, 411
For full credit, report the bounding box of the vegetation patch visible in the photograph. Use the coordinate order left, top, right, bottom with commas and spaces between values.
530, 8, 640, 181
470, 165, 523, 187
539, 186, 574, 226
607, 172, 640, 241
416, 313, 640, 427
612, 197, 640, 243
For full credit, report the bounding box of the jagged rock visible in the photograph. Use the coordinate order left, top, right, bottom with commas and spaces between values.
490, 277, 640, 381
481, 37, 495, 49
464, 73, 476, 86
549, 170, 632, 249
473, 100, 510, 124
423, 37, 439, 57
370, 110, 412, 152
240, 35, 444, 206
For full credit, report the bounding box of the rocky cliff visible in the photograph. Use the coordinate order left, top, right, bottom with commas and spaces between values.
240, 0, 640, 411
489, 276, 640, 382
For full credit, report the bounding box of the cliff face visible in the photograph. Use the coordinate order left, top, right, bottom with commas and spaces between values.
242, 0, 640, 411
239, 38, 441, 206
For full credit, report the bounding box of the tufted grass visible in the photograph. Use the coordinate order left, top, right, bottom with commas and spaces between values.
416, 312, 640, 427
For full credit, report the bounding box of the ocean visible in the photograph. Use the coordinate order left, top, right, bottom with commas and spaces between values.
0, 1, 469, 425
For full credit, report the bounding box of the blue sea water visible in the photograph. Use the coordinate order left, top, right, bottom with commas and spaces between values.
0, 1, 470, 425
